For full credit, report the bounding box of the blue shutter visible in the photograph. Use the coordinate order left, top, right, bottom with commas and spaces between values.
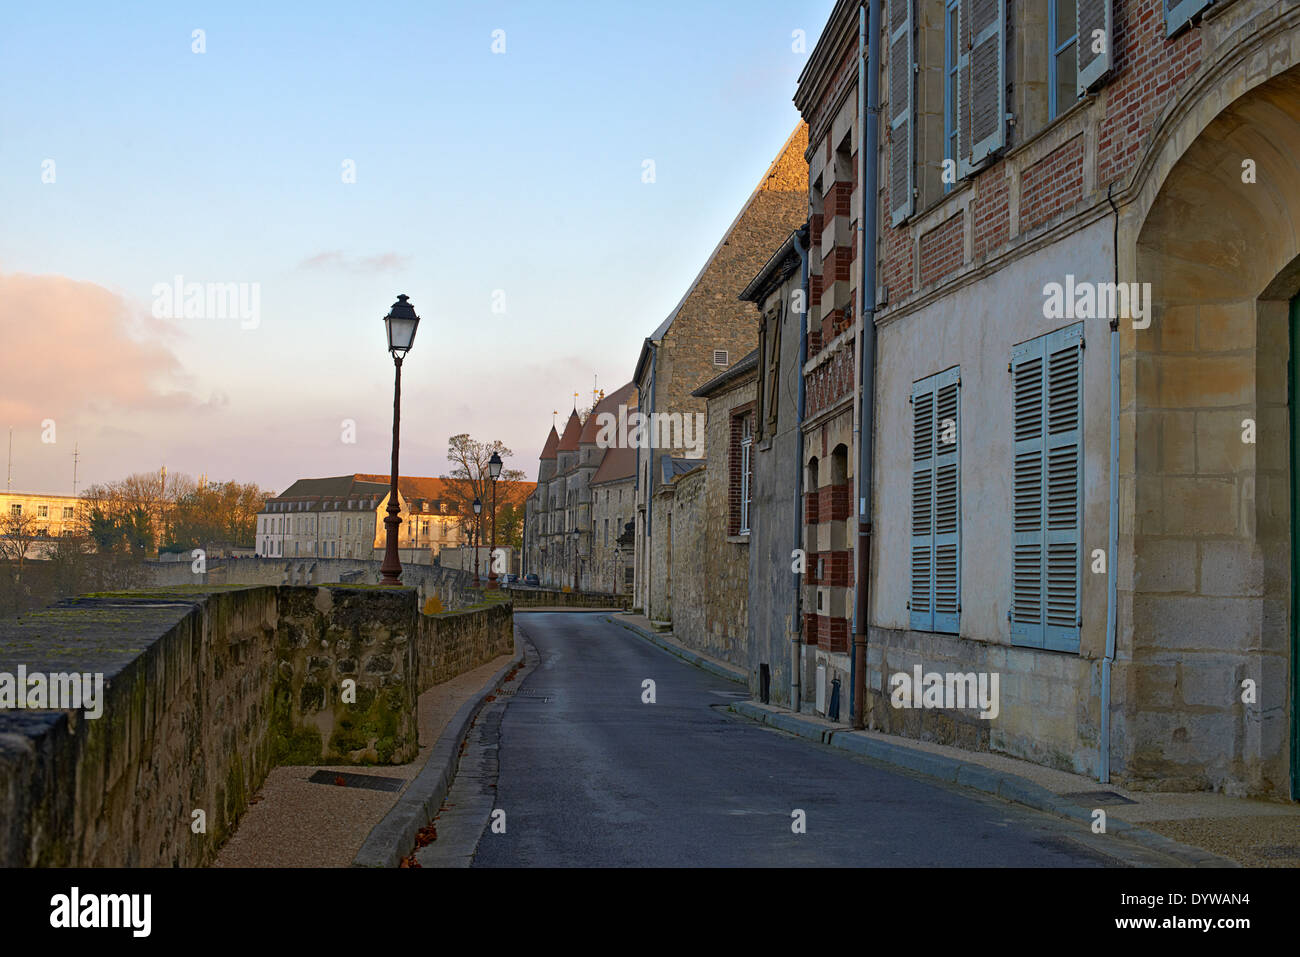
1011, 334, 1046, 647
1166, 0, 1212, 38
1044, 324, 1083, 651
912, 366, 961, 633
889, 0, 915, 225
933, 369, 961, 633
1011, 323, 1083, 651
958, 0, 1006, 175
1077, 0, 1113, 95
911, 381, 935, 631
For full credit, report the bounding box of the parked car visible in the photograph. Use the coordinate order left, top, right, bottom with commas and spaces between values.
524, 573, 540, 587
503, 573, 518, 585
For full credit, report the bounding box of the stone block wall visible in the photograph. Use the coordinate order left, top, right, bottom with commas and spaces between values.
0, 584, 514, 866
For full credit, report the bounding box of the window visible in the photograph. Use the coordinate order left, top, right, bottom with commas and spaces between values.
1048, 0, 1078, 119
10, 504, 20, 516
911, 366, 961, 633
37, 505, 49, 518
1010, 323, 1083, 651
62, 507, 74, 519
740, 417, 754, 534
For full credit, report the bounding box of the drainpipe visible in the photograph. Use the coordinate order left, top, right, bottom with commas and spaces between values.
852, 0, 880, 730
792, 226, 810, 711
642, 342, 659, 614
1101, 183, 1121, 782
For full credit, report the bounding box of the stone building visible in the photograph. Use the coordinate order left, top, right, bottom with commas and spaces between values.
657, 352, 759, 667
525, 383, 637, 592
785, 0, 1300, 797
256, 474, 535, 566
633, 124, 810, 620
0, 491, 85, 558
740, 227, 809, 708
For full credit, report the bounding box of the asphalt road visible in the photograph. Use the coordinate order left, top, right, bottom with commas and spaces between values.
426, 612, 1180, 868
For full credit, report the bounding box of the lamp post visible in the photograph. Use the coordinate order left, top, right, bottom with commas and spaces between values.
379, 294, 421, 586
613, 545, 621, 597
572, 526, 579, 593
472, 498, 483, 586
487, 451, 502, 589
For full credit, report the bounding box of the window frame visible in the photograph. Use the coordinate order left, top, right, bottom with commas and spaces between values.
1048, 0, 1079, 121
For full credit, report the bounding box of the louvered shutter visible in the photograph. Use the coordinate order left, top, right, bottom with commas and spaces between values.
1044, 324, 1083, 651
932, 369, 961, 633
1010, 323, 1082, 651
1011, 335, 1046, 647
911, 367, 961, 633
958, 0, 1005, 171
1077, 0, 1113, 95
889, 0, 915, 225
911, 383, 935, 631
1166, 0, 1212, 38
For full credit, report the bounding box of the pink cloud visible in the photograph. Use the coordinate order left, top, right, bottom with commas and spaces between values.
298, 251, 410, 272
0, 270, 193, 426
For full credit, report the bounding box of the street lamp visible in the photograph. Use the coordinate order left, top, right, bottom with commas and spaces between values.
472, 497, 483, 586
487, 451, 502, 589
613, 545, 621, 597
572, 526, 580, 593
379, 294, 421, 586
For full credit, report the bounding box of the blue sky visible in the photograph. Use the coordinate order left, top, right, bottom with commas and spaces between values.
0, 0, 833, 494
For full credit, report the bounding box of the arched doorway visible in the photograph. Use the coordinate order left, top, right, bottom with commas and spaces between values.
1126, 64, 1300, 798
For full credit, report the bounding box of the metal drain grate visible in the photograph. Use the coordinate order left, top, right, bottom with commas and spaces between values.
307, 770, 405, 792
1061, 790, 1138, 806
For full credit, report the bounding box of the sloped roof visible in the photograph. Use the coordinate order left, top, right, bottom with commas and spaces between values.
580, 381, 637, 444
591, 445, 636, 486
634, 123, 809, 383
539, 425, 560, 460
556, 409, 583, 452
273, 475, 388, 501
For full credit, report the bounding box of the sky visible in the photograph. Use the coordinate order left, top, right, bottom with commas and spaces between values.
0, 0, 835, 496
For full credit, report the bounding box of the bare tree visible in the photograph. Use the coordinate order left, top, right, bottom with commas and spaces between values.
440, 435, 529, 545
0, 509, 40, 575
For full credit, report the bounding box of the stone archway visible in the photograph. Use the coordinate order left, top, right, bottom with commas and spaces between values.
1122, 63, 1300, 797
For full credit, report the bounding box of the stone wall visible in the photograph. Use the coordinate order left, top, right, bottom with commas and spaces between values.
505, 588, 629, 610
0, 584, 513, 866
140, 557, 478, 610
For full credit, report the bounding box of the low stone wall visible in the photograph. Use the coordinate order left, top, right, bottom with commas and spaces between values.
0, 584, 512, 866
140, 558, 479, 610
506, 587, 630, 610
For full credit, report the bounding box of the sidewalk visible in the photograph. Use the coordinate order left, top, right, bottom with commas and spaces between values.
610, 614, 1299, 868
215, 652, 514, 868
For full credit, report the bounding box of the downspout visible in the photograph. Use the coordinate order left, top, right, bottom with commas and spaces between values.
1101, 182, 1121, 782
643, 342, 659, 614
792, 226, 810, 711
852, 0, 880, 730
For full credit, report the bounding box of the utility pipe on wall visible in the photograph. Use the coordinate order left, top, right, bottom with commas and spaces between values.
1101, 183, 1121, 782
852, 0, 881, 730
792, 226, 810, 712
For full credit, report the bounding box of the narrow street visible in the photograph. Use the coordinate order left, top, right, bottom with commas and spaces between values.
420, 612, 1182, 868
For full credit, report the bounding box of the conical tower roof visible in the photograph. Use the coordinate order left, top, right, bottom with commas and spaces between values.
539, 426, 560, 460
557, 409, 583, 452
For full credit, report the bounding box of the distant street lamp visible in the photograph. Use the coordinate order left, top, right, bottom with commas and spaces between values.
379, 294, 421, 586
472, 497, 483, 586
613, 545, 621, 597
487, 451, 502, 589
572, 526, 580, 593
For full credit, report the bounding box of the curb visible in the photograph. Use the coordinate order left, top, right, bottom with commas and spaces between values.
730, 700, 1238, 868
607, 616, 747, 686
351, 634, 526, 868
